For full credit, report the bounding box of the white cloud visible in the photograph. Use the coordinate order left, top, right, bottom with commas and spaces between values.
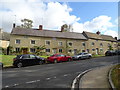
104, 30, 118, 38
0, 0, 80, 31
0, 0, 118, 38
72, 15, 118, 37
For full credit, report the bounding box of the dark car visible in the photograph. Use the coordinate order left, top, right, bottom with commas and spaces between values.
47, 54, 72, 63
115, 50, 120, 55
105, 50, 117, 56
72, 52, 92, 60
13, 54, 45, 68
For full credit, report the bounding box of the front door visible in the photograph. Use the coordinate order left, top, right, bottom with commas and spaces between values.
22, 48, 28, 54
96, 48, 99, 55
52, 48, 57, 54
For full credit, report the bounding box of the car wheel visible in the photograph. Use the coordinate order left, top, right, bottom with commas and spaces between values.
38, 61, 43, 65
17, 62, 23, 68
78, 57, 81, 60
54, 59, 58, 63
88, 56, 92, 59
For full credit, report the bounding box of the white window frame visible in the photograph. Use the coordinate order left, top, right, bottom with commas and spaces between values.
59, 49, 63, 53
45, 40, 51, 45
82, 42, 85, 47
46, 48, 50, 52
68, 42, 73, 47
30, 40, 35, 44
15, 39, 20, 44
58, 41, 63, 46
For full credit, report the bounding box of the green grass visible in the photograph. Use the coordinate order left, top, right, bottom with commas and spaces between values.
92, 54, 105, 58
0, 55, 16, 67
0, 55, 49, 67
111, 64, 120, 90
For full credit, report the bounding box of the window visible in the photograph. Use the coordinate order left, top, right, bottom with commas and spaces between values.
68, 42, 72, 46
16, 48, 20, 52
31, 40, 35, 44
82, 50, 85, 52
59, 49, 62, 53
100, 43, 103, 47
82, 42, 85, 46
16, 39, 20, 44
68, 50, 72, 53
92, 49, 95, 51
100, 49, 103, 52
46, 49, 50, 52
22, 55, 30, 59
87, 49, 89, 53
58, 42, 62, 46
30, 55, 36, 59
74, 49, 77, 54
30, 48, 35, 53
46, 41, 50, 45
108, 43, 110, 47
91, 42, 95, 46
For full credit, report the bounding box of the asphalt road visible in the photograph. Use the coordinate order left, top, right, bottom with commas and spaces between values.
2, 56, 119, 89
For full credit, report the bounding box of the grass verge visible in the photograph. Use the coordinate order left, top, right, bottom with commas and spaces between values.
92, 54, 105, 58
111, 64, 120, 90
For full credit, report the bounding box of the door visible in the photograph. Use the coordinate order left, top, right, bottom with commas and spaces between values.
29, 55, 37, 65
96, 48, 99, 55
52, 48, 57, 54
21, 55, 30, 66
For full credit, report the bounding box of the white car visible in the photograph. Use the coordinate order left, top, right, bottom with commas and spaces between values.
72, 52, 92, 60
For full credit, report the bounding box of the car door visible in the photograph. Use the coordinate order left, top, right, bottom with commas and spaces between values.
21, 55, 30, 66
29, 55, 37, 65
62, 55, 67, 61
82, 53, 86, 59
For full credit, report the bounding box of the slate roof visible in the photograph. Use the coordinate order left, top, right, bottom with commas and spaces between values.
83, 31, 116, 41
0, 29, 10, 41
11, 28, 87, 40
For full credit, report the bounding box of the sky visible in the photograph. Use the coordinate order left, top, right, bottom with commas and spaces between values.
0, 0, 119, 38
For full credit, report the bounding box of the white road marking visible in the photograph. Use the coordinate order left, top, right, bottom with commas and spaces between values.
26, 80, 36, 84
46, 78, 51, 80
53, 76, 57, 79
13, 84, 19, 86
64, 74, 68, 77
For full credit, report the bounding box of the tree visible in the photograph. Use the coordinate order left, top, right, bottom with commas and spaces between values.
21, 18, 33, 28
34, 45, 46, 55
108, 44, 113, 50
61, 24, 73, 32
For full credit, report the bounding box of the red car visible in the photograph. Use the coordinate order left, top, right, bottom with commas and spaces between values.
47, 54, 72, 63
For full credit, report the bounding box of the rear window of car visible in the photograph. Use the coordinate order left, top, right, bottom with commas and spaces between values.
22, 55, 30, 59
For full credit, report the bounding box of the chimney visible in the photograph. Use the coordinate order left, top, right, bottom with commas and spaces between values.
115, 37, 117, 40
39, 25, 43, 30
96, 31, 100, 35
13, 23, 16, 28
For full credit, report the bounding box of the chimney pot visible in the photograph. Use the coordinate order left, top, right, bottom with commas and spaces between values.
39, 25, 43, 30
96, 31, 100, 35
13, 23, 16, 28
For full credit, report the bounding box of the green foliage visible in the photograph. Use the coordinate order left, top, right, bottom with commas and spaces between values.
111, 64, 120, 89
34, 45, 46, 55
108, 44, 113, 50
21, 18, 33, 28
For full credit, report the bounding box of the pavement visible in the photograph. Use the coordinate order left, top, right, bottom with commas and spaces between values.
79, 65, 113, 89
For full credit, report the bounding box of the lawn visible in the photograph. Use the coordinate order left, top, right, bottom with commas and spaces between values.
92, 54, 105, 58
0, 55, 49, 67
0, 55, 16, 67
111, 64, 120, 90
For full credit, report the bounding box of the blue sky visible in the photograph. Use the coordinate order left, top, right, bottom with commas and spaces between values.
0, 0, 119, 38
68, 2, 118, 22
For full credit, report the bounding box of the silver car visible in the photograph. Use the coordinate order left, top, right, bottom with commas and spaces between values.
72, 52, 92, 60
